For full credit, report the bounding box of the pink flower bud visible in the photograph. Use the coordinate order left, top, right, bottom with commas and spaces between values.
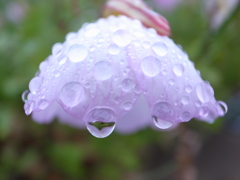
103, 0, 171, 36
23, 16, 227, 138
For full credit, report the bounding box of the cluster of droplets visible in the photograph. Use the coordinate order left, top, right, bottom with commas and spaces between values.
22, 15, 227, 138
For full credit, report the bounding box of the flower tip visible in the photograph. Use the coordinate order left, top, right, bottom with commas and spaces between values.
103, 0, 171, 36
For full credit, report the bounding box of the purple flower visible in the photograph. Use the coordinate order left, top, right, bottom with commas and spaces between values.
22, 16, 227, 138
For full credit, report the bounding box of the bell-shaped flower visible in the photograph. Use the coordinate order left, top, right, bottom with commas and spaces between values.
103, 0, 171, 36
22, 15, 227, 138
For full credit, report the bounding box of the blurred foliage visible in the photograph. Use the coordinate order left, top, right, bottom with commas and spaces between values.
0, 0, 240, 179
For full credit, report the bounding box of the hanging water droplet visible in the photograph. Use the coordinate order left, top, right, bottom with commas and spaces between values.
196, 82, 214, 103
173, 64, 184, 76
181, 96, 189, 105
152, 102, 174, 129
123, 102, 133, 110
108, 44, 120, 55
57, 55, 67, 65
22, 90, 30, 102
216, 101, 228, 116
68, 44, 88, 62
60, 82, 84, 107
93, 61, 113, 80
185, 85, 192, 93
199, 107, 209, 117
121, 78, 134, 91
141, 56, 161, 77
152, 116, 173, 129
24, 100, 35, 115
112, 29, 132, 47
86, 108, 116, 138
181, 111, 191, 122
29, 77, 42, 94
152, 42, 168, 56
38, 99, 49, 110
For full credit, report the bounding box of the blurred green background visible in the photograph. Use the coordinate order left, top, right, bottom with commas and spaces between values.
0, 0, 240, 179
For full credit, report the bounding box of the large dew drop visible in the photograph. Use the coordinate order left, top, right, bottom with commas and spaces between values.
196, 82, 214, 103
29, 77, 42, 94
93, 61, 113, 80
38, 99, 49, 110
173, 64, 184, 76
152, 42, 168, 56
121, 78, 134, 91
86, 108, 116, 138
60, 82, 84, 107
152, 102, 174, 129
112, 29, 132, 47
141, 56, 161, 77
68, 44, 88, 62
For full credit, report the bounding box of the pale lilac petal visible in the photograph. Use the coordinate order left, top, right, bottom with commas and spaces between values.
23, 16, 227, 138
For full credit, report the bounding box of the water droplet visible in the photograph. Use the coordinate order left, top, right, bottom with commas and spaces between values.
152, 116, 173, 129
199, 107, 209, 117
112, 29, 132, 47
60, 82, 84, 107
181, 96, 189, 105
52, 43, 63, 56
24, 100, 35, 115
181, 111, 191, 122
89, 46, 96, 52
152, 42, 168, 56
86, 108, 116, 138
134, 84, 142, 94
108, 44, 120, 55
143, 41, 151, 49
196, 82, 214, 103
115, 96, 120, 103
68, 44, 88, 62
216, 101, 228, 116
29, 77, 42, 94
121, 78, 134, 91
141, 56, 161, 77
93, 61, 113, 80
84, 24, 100, 37
169, 79, 175, 85
123, 102, 133, 110
38, 99, 49, 110
173, 64, 184, 76
152, 102, 174, 129
185, 85, 192, 93
134, 40, 141, 47
57, 55, 67, 65
54, 71, 60, 77
22, 90, 30, 102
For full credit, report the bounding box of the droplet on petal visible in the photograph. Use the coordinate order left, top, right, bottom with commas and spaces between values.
181, 96, 190, 105
108, 44, 120, 55
152, 116, 173, 129
181, 111, 191, 122
173, 64, 184, 76
123, 102, 133, 110
86, 108, 116, 138
29, 77, 42, 94
185, 85, 193, 93
199, 107, 209, 117
68, 44, 88, 62
38, 99, 49, 110
141, 56, 161, 77
93, 61, 113, 80
121, 78, 134, 91
60, 82, 84, 107
152, 42, 168, 56
112, 29, 132, 47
